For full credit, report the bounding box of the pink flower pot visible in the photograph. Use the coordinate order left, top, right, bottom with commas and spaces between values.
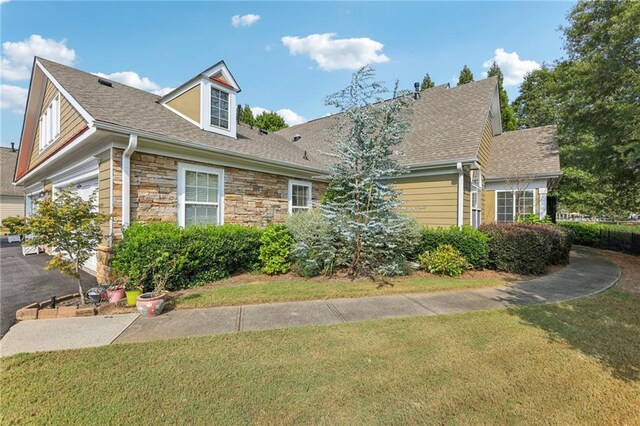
106, 287, 125, 303
136, 292, 166, 317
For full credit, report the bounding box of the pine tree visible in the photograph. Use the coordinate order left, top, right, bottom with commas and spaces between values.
239, 104, 255, 126
321, 66, 415, 278
420, 73, 435, 91
457, 65, 474, 85
486, 61, 517, 131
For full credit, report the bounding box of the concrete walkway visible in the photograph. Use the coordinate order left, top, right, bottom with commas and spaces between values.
0, 246, 619, 356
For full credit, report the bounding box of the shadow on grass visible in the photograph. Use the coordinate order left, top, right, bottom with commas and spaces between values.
509, 290, 640, 382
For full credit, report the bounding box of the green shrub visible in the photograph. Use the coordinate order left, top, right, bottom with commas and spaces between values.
417, 226, 489, 269
112, 222, 183, 291
513, 223, 572, 265
418, 244, 470, 276
479, 224, 549, 275
112, 223, 263, 291
557, 222, 601, 247
285, 211, 334, 277
2, 216, 27, 235
259, 224, 294, 275
517, 213, 553, 224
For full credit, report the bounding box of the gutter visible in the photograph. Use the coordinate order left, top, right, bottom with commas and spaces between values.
122, 134, 138, 228
484, 172, 563, 182
93, 121, 326, 176
457, 162, 464, 227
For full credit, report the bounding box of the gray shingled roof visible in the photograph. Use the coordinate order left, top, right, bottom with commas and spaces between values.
38, 58, 322, 171
486, 125, 561, 179
278, 77, 499, 168
1, 147, 23, 195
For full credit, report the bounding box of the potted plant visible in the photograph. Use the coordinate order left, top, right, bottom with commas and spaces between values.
123, 277, 142, 307
106, 284, 125, 303
87, 287, 105, 304
136, 255, 172, 317
2, 216, 25, 243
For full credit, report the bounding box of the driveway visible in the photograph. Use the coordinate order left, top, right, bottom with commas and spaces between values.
0, 237, 97, 337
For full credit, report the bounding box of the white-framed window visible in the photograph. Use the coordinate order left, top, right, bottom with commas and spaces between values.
288, 180, 312, 214
39, 94, 60, 151
470, 169, 482, 228
210, 87, 229, 129
177, 163, 224, 227
496, 189, 535, 223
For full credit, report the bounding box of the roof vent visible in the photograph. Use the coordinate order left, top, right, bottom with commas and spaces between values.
98, 78, 113, 88
293, 135, 302, 142
259, 128, 268, 136
413, 82, 420, 100
303, 150, 309, 161
10, 142, 16, 152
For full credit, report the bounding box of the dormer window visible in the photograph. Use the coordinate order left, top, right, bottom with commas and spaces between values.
210, 87, 229, 129
159, 60, 241, 138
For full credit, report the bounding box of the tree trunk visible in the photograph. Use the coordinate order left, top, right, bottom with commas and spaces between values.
76, 259, 86, 305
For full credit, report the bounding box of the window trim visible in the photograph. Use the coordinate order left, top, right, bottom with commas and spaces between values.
200, 80, 237, 138
470, 168, 482, 228
209, 86, 230, 130
39, 94, 61, 152
288, 179, 312, 214
494, 189, 536, 223
177, 163, 225, 227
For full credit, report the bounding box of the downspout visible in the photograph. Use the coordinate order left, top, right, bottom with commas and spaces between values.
457, 162, 464, 228
122, 134, 138, 228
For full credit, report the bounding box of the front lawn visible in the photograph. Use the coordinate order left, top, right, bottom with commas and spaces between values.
174, 274, 508, 309
2, 290, 639, 424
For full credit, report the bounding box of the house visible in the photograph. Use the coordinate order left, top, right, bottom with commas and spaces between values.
13, 58, 561, 282
1, 144, 24, 223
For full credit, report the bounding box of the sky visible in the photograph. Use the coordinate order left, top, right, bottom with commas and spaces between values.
0, 1, 574, 148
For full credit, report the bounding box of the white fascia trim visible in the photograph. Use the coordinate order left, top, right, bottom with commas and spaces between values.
92, 121, 325, 176
48, 157, 100, 185
203, 62, 240, 91
288, 179, 312, 214
486, 179, 549, 191
485, 173, 562, 182
457, 162, 464, 227
176, 162, 225, 227
14, 127, 98, 185
408, 158, 476, 171
25, 182, 44, 196
35, 59, 94, 124
122, 134, 138, 228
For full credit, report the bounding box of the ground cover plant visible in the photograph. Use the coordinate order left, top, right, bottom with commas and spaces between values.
2, 290, 638, 424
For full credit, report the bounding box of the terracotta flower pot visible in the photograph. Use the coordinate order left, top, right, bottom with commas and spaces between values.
136, 292, 166, 317
106, 287, 126, 303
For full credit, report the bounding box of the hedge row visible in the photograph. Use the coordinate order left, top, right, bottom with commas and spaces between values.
557, 222, 640, 254
111, 223, 262, 291
479, 223, 572, 275
417, 226, 489, 269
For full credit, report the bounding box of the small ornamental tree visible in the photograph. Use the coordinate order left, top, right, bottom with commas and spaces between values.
321, 66, 413, 278
26, 190, 108, 304
420, 73, 435, 91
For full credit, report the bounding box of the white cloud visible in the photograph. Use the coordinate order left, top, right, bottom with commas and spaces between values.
92, 71, 173, 95
250, 106, 307, 126
281, 33, 390, 71
231, 14, 261, 27
482, 48, 540, 86
0, 84, 28, 114
0, 0, 11, 4
0, 35, 76, 81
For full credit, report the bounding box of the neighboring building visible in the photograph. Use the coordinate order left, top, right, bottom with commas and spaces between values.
1, 145, 24, 223
13, 58, 561, 281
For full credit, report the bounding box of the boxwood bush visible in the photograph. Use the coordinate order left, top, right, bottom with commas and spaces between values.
111, 222, 263, 291
557, 222, 601, 247
479, 223, 572, 275
417, 226, 489, 269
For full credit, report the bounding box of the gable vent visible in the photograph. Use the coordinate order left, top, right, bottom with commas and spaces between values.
98, 78, 113, 87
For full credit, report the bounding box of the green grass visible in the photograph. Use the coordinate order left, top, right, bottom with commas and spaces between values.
175, 276, 506, 308
2, 290, 639, 424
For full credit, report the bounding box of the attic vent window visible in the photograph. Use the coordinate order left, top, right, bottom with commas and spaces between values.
210, 87, 229, 129
98, 78, 113, 87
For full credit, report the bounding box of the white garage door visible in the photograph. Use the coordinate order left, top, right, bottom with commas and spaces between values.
66, 177, 99, 273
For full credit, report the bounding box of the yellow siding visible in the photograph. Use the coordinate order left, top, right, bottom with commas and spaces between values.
477, 117, 493, 170
463, 170, 471, 226
30, 80, 87, 168
395, 174, 458, 227
166, 84, 201, 124
98, 156, 111, 241
0, 195, 25, 221
483, 190, 495, 224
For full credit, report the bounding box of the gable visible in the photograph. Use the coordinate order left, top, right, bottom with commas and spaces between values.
477, 117, 494, 170
15, 62, 91, 182
166, 83, 201, 125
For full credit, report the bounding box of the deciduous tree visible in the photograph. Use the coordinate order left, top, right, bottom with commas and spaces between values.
255, 111, 288, 132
